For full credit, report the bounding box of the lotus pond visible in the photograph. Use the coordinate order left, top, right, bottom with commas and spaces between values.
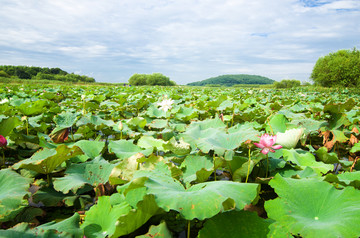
1, 84, 360, 238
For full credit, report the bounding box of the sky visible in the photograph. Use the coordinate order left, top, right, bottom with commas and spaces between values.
0, 0, 359, 85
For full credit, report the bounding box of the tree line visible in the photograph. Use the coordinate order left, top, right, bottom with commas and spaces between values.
0, 65, 95, 83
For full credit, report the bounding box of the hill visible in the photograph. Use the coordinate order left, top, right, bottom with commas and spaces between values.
187, 74, 274, 86
0, 65, 95, 83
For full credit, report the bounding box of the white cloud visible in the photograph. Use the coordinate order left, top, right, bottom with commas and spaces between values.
0, 0, 359, 84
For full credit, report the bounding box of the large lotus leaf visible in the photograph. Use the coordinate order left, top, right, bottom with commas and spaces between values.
147, 119, 169, 129
181, 155, 213, 185
34, 213, 82, 238
227, 122, 260, 141
0, 116, 22, 137
217, 100, 234, 111
13, 145, 83, 174
324, 171, 360, 189
0, 169, 31, 222
198, 210, 273, 238
130, 169, 260, 220
163, 137, 191, 156
175, 107, 198, 121
137, 135, 167, 152
315, 147, 339, 164
53, 111, 79, 129
282, 149, 333, 175
53, 157, 115, 194
180, 125, 221, 149
135, 221, 172, 238
290, 118, 326, 133
0, 223, 59, 238
146, 105, 167, 118
82, 195, 132, 238
265, 174, 360, 238
76, 114, 115, 127
74, 140, 105, 159
324, 98, 356, 114
266, 114, 287, 134
187, 117, 226, 131
196, 130, 254, 156
126, 117, 147, 129
109, 153, 149, 185
32, 187, 67, 207
108, 140, 153, 161
18, 100, 48, 116
112, 195, 160, 237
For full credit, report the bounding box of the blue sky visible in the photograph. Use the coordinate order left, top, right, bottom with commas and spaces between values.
0, 0, 359, 85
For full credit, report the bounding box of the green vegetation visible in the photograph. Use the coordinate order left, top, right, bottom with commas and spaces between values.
274, 79, 301, 88
128, 73, 176, 86
311, 48, 360, 87
1, 84, 360, 237
187, 74, 275, 86
0, 65, 95, 83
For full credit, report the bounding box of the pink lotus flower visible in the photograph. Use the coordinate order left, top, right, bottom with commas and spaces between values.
0, 135, 7, 147
254, 134, 282, 155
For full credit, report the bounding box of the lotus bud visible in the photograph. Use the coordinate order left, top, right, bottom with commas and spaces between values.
0, 135, 7, 147
118, 121, 123, 131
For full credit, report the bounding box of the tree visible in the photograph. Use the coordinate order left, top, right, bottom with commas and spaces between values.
128, 74, 147, 85
274, 79, 301, 88
128, 73, 175, 86
311, 48, 360, 87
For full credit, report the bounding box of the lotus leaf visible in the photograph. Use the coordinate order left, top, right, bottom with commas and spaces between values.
265, 174, 360, 238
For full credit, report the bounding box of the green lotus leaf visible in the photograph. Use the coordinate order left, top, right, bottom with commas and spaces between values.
163, 137, 191, 156
13, 144, 84, 174
73, 140, 105, 159
217, 100, 234, 111
110, 153, 143, 185
34, 213, 82, 238
32, 186, 67, 206
350, 142, 360, 153
147, 119, 168, 129
146, 105, 167, 118
127, 117, 147, 129
135, 221, 172, 238
112, 195, 160, 237
0, 169, 32, 222
282, 149, 333, 175
187, 117, 226, 130
53, 157, 115, 194
324, 171, 360, 189
265, 174, 360, 238
130, 168, 260, 220
175, 106, 198, 121
53, 111, 79, 129
0, 223, 58, 238
108, 140, 153, 161
324, 98, 356, 114
82, 195, 132, 238
137, 135, 167, 152
0, 116, 22, 137
181, 155, 213, 184
196, 130, 254, 156
315, 147, 339, 164
266, 114, 287, 134
18, 100, 48, 116
198, 210, 273, 238
76, 114, 115, 127
290, 118, 326, 133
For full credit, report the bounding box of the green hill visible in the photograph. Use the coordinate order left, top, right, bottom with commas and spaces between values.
188, 74, 275, 86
